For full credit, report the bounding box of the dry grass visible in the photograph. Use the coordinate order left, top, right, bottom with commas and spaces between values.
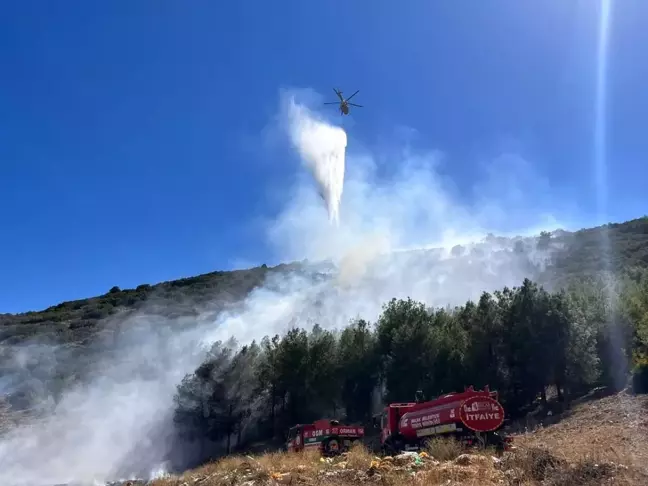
512, 391, 648, 471
150, 392, 648, 486
343, 441, 375, 470
423, 436, 465, 461
149, 444, 644, 486
149, 446, 505, 486
150, 448, 326, 486
498, 446, 648, 486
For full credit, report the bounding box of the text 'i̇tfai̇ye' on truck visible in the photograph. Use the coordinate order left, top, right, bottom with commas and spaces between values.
374, 385, 513, 455
286, 419, 365, 456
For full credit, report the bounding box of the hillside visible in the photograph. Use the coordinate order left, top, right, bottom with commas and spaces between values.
1, 216, 648, 485
2, 216, 647, 347
151, 392, 648, 486
515, 390, 648, 472
0, 263, 300, 346
1, 217, 647, 415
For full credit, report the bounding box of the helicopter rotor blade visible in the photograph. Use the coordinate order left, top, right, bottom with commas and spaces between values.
348, 103, 363, 108
345, 90, 360, 102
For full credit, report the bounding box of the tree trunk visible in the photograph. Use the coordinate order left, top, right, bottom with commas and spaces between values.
226, 403, 233, 454
237, 416, 242, 448
271, 383, 276, 437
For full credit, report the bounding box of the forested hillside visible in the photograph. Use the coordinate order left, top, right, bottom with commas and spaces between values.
170, 274, 648, 467
166, 216, 648, 468
2, 216, 648, 473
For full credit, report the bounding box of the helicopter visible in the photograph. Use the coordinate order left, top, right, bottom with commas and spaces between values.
324, 88, 362, 115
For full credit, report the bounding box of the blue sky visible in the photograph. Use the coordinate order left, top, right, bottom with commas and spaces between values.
1, 0, 647, 313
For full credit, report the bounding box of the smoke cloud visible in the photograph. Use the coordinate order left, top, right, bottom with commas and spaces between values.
0, 89, 573, 485
0, 315, 211, 486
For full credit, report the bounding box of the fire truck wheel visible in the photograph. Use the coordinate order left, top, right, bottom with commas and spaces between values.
325, 438, 340, 454
382, 437, 402, 456
488, 432, 506, 453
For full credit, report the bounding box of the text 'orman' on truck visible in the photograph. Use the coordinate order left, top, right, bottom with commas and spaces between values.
286, 418, 365, 456
374, 385, 513, 455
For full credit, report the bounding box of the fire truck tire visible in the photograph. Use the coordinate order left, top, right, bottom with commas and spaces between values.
324, 438, 340, 455
487, 432, 507, 453
381, 438, 394, 456
382, 436, 404, 456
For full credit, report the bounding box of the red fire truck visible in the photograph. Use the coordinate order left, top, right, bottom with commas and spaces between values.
286, 418, 365, 455
376, 385, 512, 454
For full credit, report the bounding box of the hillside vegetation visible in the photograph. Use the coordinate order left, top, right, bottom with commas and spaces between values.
168, 276, 648, 468
0, 263, 292, 346
164, 217, 648, 469
2, 216, 648, 480
2, 217, 648, 346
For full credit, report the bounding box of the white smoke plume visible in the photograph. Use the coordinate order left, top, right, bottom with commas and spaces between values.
0, 89, 576, 485
285, 97, 347, 226
0, 315, 211, 486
